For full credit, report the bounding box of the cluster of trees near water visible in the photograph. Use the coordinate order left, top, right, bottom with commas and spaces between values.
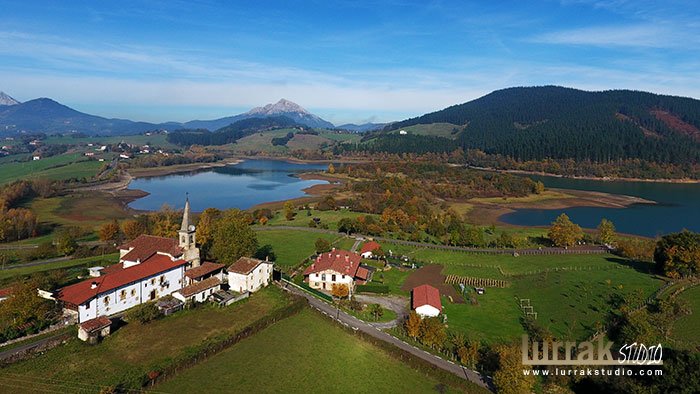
0, 180, 58, 242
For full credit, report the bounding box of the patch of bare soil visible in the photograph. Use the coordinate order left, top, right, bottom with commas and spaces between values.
651, 109, 700, 142
401, 265, 464, 303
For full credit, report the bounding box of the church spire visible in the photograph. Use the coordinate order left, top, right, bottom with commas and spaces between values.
180, 194, 191, 232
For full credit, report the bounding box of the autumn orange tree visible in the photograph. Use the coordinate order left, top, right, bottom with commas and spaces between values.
331, 283, 349, 299
404, 311, 422, 338
121, 219, 146, 241
548, 213, 583, 247
654, 230, 700, 278
492, 343, 536, 394
99, 219, 121, 242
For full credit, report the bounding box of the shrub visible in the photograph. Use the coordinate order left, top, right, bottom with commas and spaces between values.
125, 302, 162, 324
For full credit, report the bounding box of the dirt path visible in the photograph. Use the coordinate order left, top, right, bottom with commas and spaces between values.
354, 294, 409, 328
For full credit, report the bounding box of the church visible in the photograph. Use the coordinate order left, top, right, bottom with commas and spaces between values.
55, 197, 202, 323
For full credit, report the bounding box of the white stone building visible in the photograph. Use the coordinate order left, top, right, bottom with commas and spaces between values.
227, 257, 274, 293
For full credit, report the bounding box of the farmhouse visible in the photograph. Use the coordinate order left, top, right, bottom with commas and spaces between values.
55, 198, 202, 323
227, 257, 274, 293
412, 284, 442, 318
184, 262, 225, 286
360, 241, 381, 259
303, 249, 370, 295
173, 276, 222, 303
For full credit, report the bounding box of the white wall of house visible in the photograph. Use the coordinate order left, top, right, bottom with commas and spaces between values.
75, 266, 185, 323
172, 284, 221, 303
228, 262, 273, 293
415, 304, 441, 318
308, 269, 355, 292
360, 251, 372, 259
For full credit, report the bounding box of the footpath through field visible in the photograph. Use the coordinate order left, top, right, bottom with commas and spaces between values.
258, 225, 609, 255
279, 282, 493, 391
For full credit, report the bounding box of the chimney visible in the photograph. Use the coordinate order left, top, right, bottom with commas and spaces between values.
345, 255, 349, 262
90, 282, 98, 289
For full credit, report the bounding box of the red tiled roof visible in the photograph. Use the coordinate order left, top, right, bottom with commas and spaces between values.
178, 276, 221, 298
185, 262, 224, 280
79, 316, 111, 332
58, 254, 187, 306
360, 241, 381, 255
119, 235, 182, 263
228, 257, 268, 275
304, 249, 361, 277
356, 267, 370, 281
412, 284, 442, 312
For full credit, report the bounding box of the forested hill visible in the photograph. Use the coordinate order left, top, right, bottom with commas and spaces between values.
166, 116, 301, 146
377, 86, 700, 165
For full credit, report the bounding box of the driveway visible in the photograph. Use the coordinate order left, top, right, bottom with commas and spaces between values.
354, 294, 409, 329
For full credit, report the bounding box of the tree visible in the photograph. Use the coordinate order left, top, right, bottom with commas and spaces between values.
54, 229, 78, 256
99, 219, 121, 243
419, 317, 446, 349
654, 230, 700, 278
492, 343, 536, 394
209, 209, 259, 263
121, 219, 146, 241
533, 180, 545, 194
125, 302, 162, 324
284, 201, 295, 221
547, 213, 583, 247
405, 311, 422, 338
196, 208, 222, 257
314, 237, 332, 253
327, 163, 335, 174
368, 303, 384, 321
597, 218, 616, 245
331, 283, 349, 299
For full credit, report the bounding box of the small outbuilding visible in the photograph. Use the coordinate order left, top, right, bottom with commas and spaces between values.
173, 276, 222, 303
78, 316, 112, 343
412, 284, 442, 318
360, 241, 381, 259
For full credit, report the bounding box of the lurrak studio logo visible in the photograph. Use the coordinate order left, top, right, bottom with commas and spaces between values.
521, 335, 663, 366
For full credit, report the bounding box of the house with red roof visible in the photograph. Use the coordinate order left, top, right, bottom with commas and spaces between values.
54, 198, 203, 323
412, 284, 442, 318
360, 241, 382, 259
303, 249, 370, 295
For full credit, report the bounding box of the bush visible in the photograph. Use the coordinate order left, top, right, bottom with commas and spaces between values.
355, 284, 389, 294
125, 302, 162, 324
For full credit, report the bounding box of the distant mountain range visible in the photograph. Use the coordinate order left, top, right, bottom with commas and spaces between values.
0, 94, 336, 135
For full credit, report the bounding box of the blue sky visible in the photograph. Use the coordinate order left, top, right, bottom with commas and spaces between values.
1, 0, 699, 125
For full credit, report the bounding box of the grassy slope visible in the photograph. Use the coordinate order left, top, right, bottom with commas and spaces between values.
264, 208, 370, 231
254, 229, 340, 269
671, 285, 700, 350
156, 309, 484, 394
0, 254, 120, 288
0, 153, 101, 185
393, 123, 465, 139
0, 287, 291, 392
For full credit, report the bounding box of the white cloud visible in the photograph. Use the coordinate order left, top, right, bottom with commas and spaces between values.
528, 25, 683, 48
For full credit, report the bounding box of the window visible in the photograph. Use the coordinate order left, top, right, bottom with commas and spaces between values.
321, 274, 326, 281
120, 290, 126, 301
332, 274, 336, 282
103, 296, 110, 305
342, 275, 345, 279
159, 275, 165, 285
130, 289, 136, 297
150, 278, 156, 285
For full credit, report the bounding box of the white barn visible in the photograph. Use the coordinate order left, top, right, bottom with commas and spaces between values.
412, 284, 442, 318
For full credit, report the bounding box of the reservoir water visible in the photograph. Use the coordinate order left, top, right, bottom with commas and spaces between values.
128, 159, 328, 211
500, 175, 700, 237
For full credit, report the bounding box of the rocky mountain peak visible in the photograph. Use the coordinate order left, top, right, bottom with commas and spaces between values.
246, 99, 309, 116
0, 91, 20, 106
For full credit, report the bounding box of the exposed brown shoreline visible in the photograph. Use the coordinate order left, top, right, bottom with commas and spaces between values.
468, 166, 700, 184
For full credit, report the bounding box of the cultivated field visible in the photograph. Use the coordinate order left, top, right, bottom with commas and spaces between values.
155, 308, 484, 394
0, 153, 102, 185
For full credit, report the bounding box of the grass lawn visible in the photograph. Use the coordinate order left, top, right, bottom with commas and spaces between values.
24, 192, 130, 234
254, 229, 339, 269
671, 285, 700, 350
265, 208, 371, 231
0, 287, 292, 392
0, 254, 120, 288
444, 289, 524, 344
0, 153, 101, 185
373, 267, 413, 296
155, 309, 486, 393
395, 123, 465, 139
346, 305, 397, 323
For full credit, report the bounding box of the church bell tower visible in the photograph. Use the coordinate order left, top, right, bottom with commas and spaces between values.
179, 195, 201, 267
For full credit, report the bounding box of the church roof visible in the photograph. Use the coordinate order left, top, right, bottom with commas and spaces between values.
181, 197, 191, 231
58, 254, 187, 306
119, 235, 182, 263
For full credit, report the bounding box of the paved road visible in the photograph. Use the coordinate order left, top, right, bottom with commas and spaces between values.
280, 282, 492, 391
0, 256, 72, 271
0, 240, 106, 251
0, 331, 69, 362
256, 225, 609, 256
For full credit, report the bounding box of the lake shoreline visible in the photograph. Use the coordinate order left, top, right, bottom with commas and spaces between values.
468, 166, 700, 184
